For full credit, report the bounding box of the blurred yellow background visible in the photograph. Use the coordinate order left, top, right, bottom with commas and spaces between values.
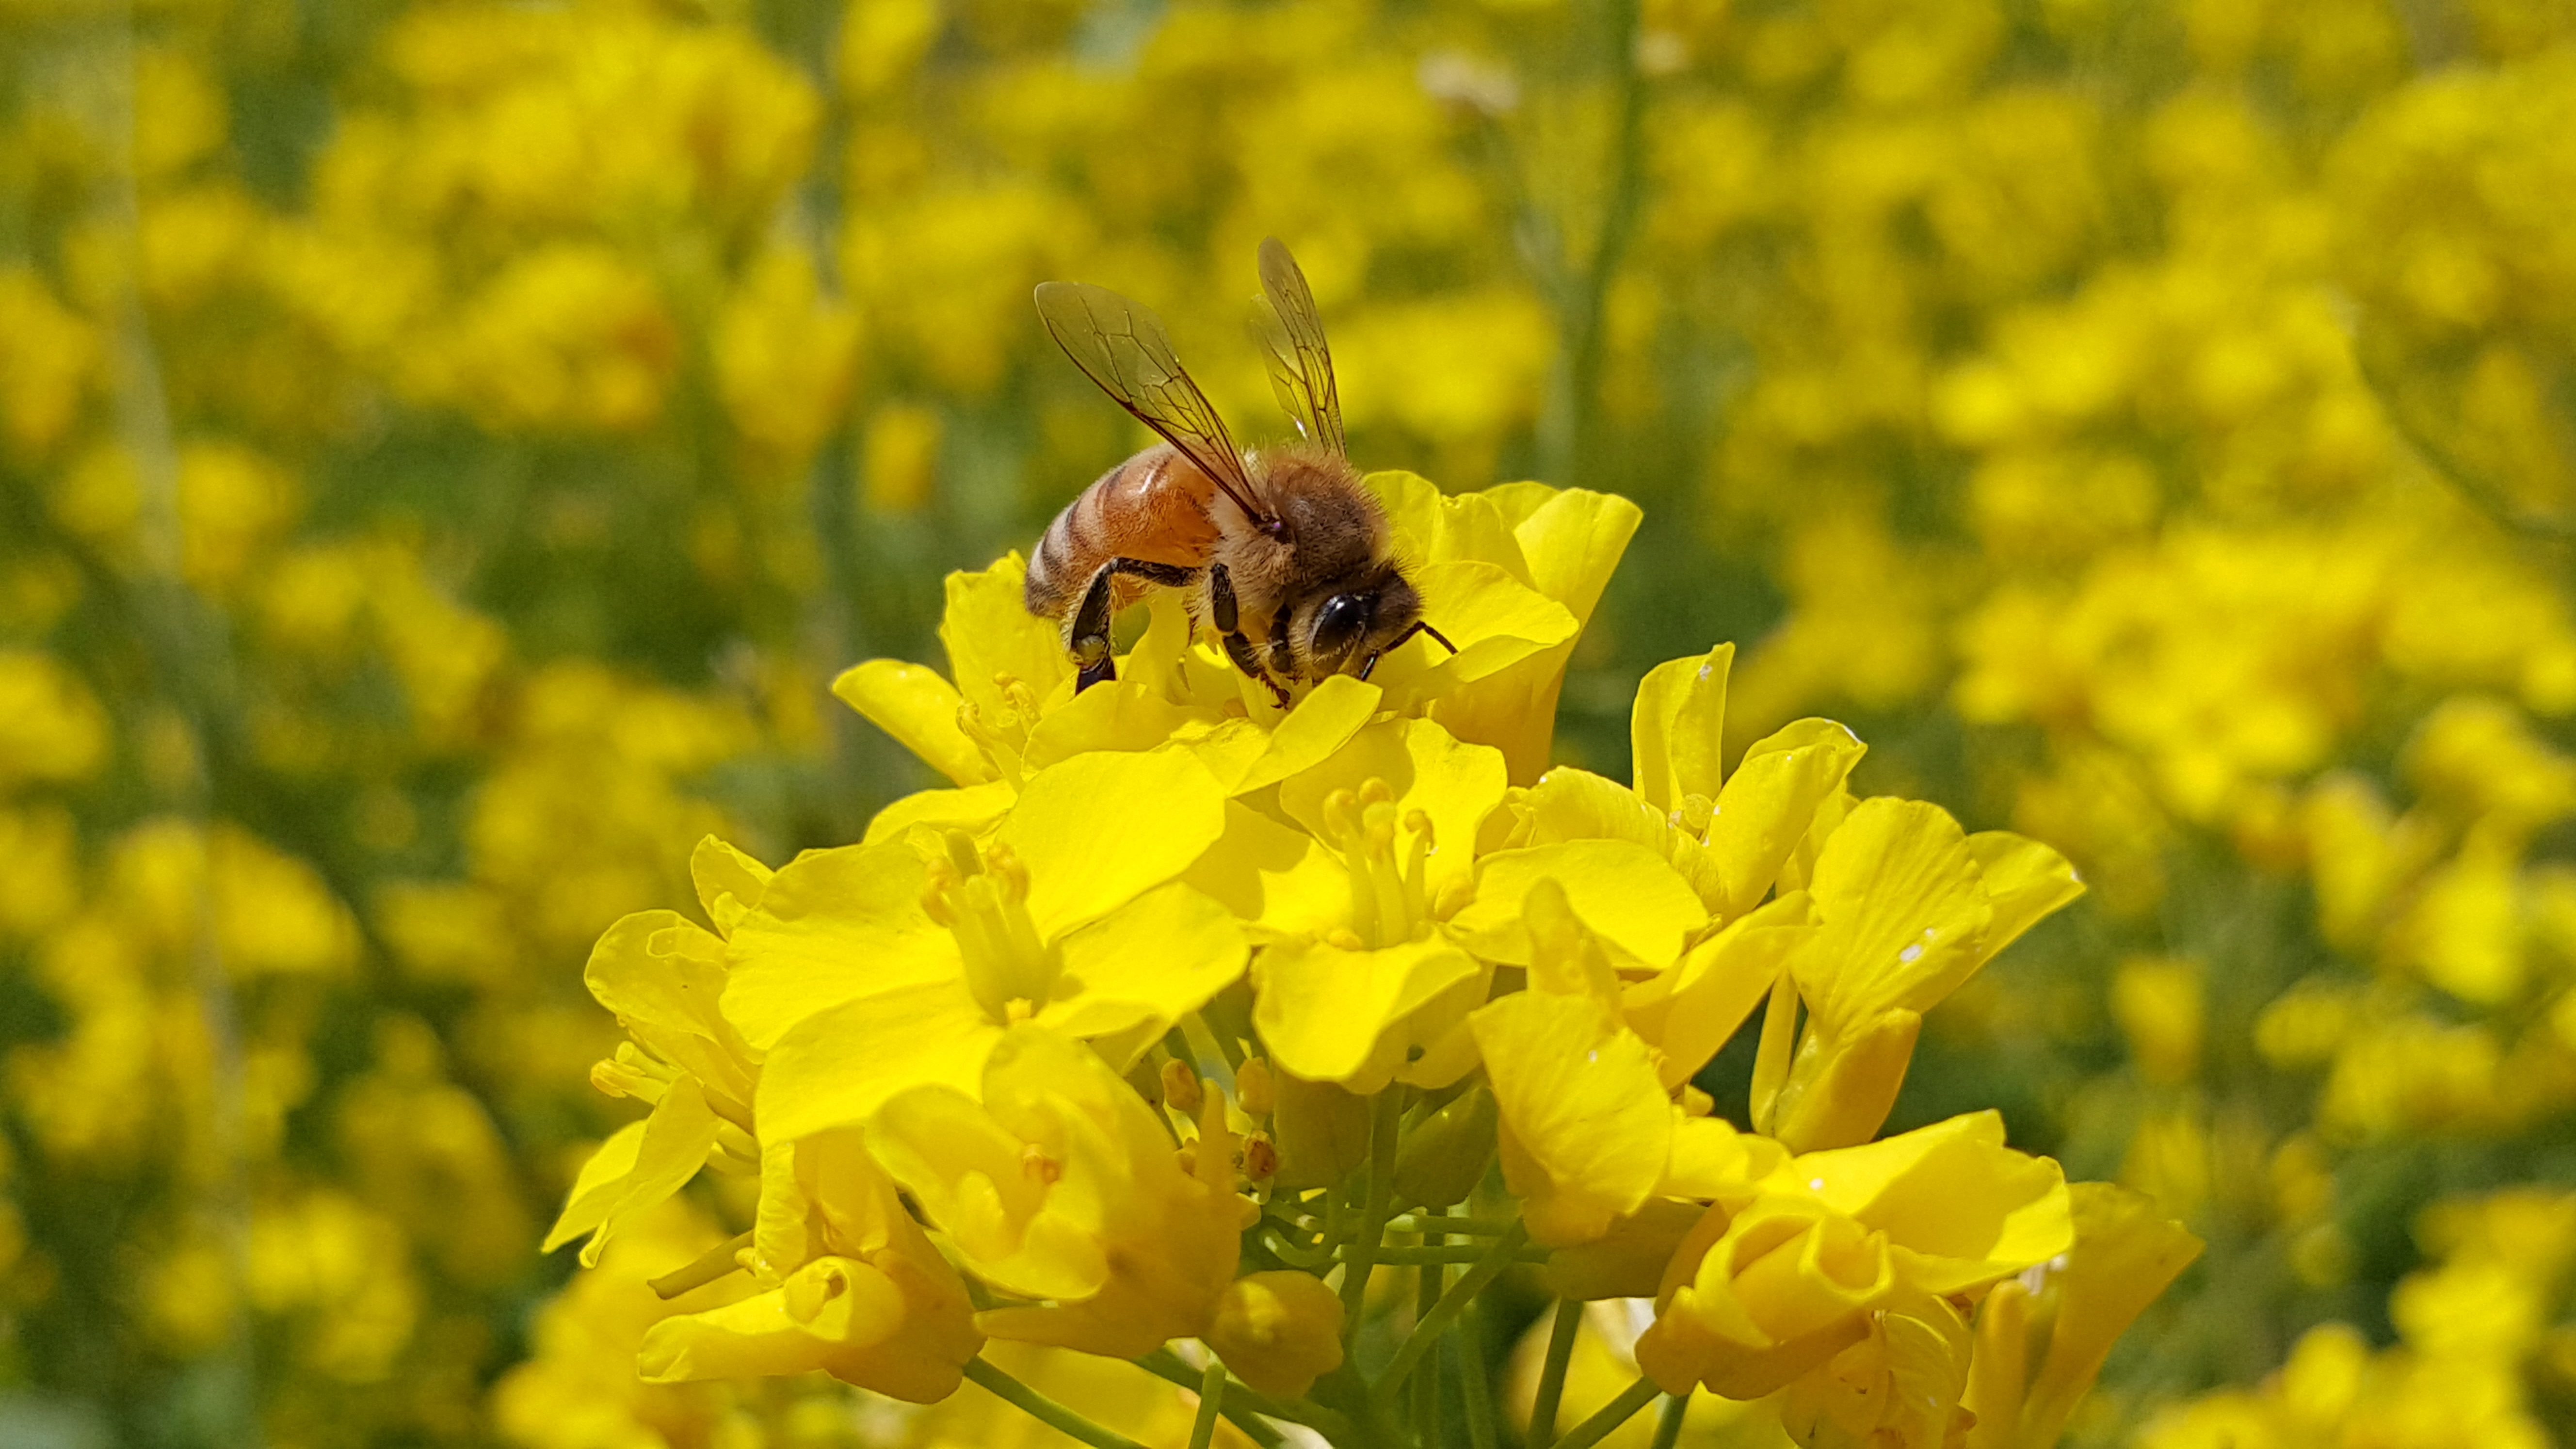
6, 0, 2576, 1445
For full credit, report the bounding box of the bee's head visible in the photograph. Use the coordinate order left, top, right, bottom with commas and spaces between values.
1300, 566, 1427, 677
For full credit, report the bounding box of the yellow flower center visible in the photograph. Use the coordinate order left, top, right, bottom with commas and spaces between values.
922, 829, 1063, 1023
1319, 778, 1436, 950
954, 674, 1044, 786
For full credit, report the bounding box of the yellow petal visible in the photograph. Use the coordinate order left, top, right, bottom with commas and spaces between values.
939, 553, 1073, 727
1002, 749, 1227, 941
1400, 559, 1579, 687
1632, 645, 1734, 817
1791, 1111, 2074, 1296
2009, 1183, 2203, 1448
833, 659, 991, 787
1255, 935, 1483, 1088
540, 1118, 647, 1254
1428, 487, 1641, 784
1472, 989, 1672, 1247
1038, 881, 1248, 1041
721, 838, 949, 1049
1526, 765, 1673, 856
1791, 797, 1993, 1039
637, 1252, 981, 1402
550, 1077, 719, 1265
757, 981, 1000, 1141
1368, 469, 1530, 575
1183, 800, 1349, 938
585, 910, 730, 1048
860, 780, 1015, 845
1703, 719, 1866, 921
1625, 892, 1815, 1089
1966, 829, 2085, 959
1771, 1008, 1923, 1154
690, 835, 773, 934
1229, 674, 1384, 793
1450, 840, 1709, 970
1021, 673, 1216, 770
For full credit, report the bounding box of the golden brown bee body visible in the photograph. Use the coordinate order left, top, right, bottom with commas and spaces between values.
1024, 240, 1449, 704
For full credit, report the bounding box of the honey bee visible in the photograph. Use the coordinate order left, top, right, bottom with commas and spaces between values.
1023, 239, 1453, 705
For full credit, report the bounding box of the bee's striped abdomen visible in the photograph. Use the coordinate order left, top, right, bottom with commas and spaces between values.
1023, 444, 1224, 623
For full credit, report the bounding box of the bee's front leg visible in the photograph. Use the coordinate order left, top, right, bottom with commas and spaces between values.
1209, 563, 1291, 707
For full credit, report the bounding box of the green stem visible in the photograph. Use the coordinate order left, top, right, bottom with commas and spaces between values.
1317, 1213, 1519, 1237
1646, 1390, 1689, 1449
1526, 1299, 1585, 1449
1552, 1377, 1661, 1449
1372, 1221, 1531, 1405
1187, 1356, 1226, 1449
1339, 1088, 1403, 1335
1413, 1232, 1443, 1441
1134, 1350, 1313, 1446
1372, 1243, 1550, 1264
965, 1357, 1148, 1449
1459, 1297, 1499, 1449
1259, 1220, 1338, 1270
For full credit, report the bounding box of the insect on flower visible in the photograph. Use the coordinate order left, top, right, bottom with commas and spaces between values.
1024, 239, 1455, 704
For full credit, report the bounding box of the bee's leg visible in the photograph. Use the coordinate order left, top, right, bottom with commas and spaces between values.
1357, 619, 1460, 681
1208, 562, 1241, 635
1069, 558, 1199, 692
1267, 601, 1298, 682
1068, 564, 1119, 692
1207, 563, 1291, 705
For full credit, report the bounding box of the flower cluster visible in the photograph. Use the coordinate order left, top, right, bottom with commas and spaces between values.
544, 475, 2193, 1448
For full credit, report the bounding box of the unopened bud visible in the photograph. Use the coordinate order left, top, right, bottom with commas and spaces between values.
1393, 1085, 1498, 1211
1161, 1059, 1206, 1115
1237, 1057, 1276, 1116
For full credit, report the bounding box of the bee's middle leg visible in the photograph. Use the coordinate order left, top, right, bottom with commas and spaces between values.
1069, 558, 1195, 692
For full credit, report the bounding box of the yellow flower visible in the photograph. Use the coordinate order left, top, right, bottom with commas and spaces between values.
869, 1024, 1253, 1362
637, 1130, 981, 1402
1368, 472, 1641, 784
1763, 798, 2082, 1151
1472, 880, 1786, 1248
745, 750, 1246, 1141
1241, 719, 1509, 1090
1636, 1111, 2072, 1400
1778, 1288, 1975, 1449
1618, 643, 1871, 922
544, 838, 768, 1266
1963, 1182, 2203, 1449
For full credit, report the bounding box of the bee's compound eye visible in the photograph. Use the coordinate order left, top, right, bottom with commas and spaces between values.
1311, 592, 1371, 661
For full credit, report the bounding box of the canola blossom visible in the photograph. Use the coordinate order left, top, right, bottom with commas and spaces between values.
546, 475, 2195, 1448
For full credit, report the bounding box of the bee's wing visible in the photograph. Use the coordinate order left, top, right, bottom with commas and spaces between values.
1034, 280, 1272, 527
1255, 237, 1346, 456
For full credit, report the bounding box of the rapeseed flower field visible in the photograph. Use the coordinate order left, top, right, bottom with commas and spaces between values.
2, 1, 2573, 1446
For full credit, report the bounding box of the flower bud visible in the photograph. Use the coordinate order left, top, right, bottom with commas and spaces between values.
1162, 1058, 1206, 1116
1208, 1270, 1346, 1398
1393, 1084, 1497, 1210
1269, 1069, 1370, 1189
